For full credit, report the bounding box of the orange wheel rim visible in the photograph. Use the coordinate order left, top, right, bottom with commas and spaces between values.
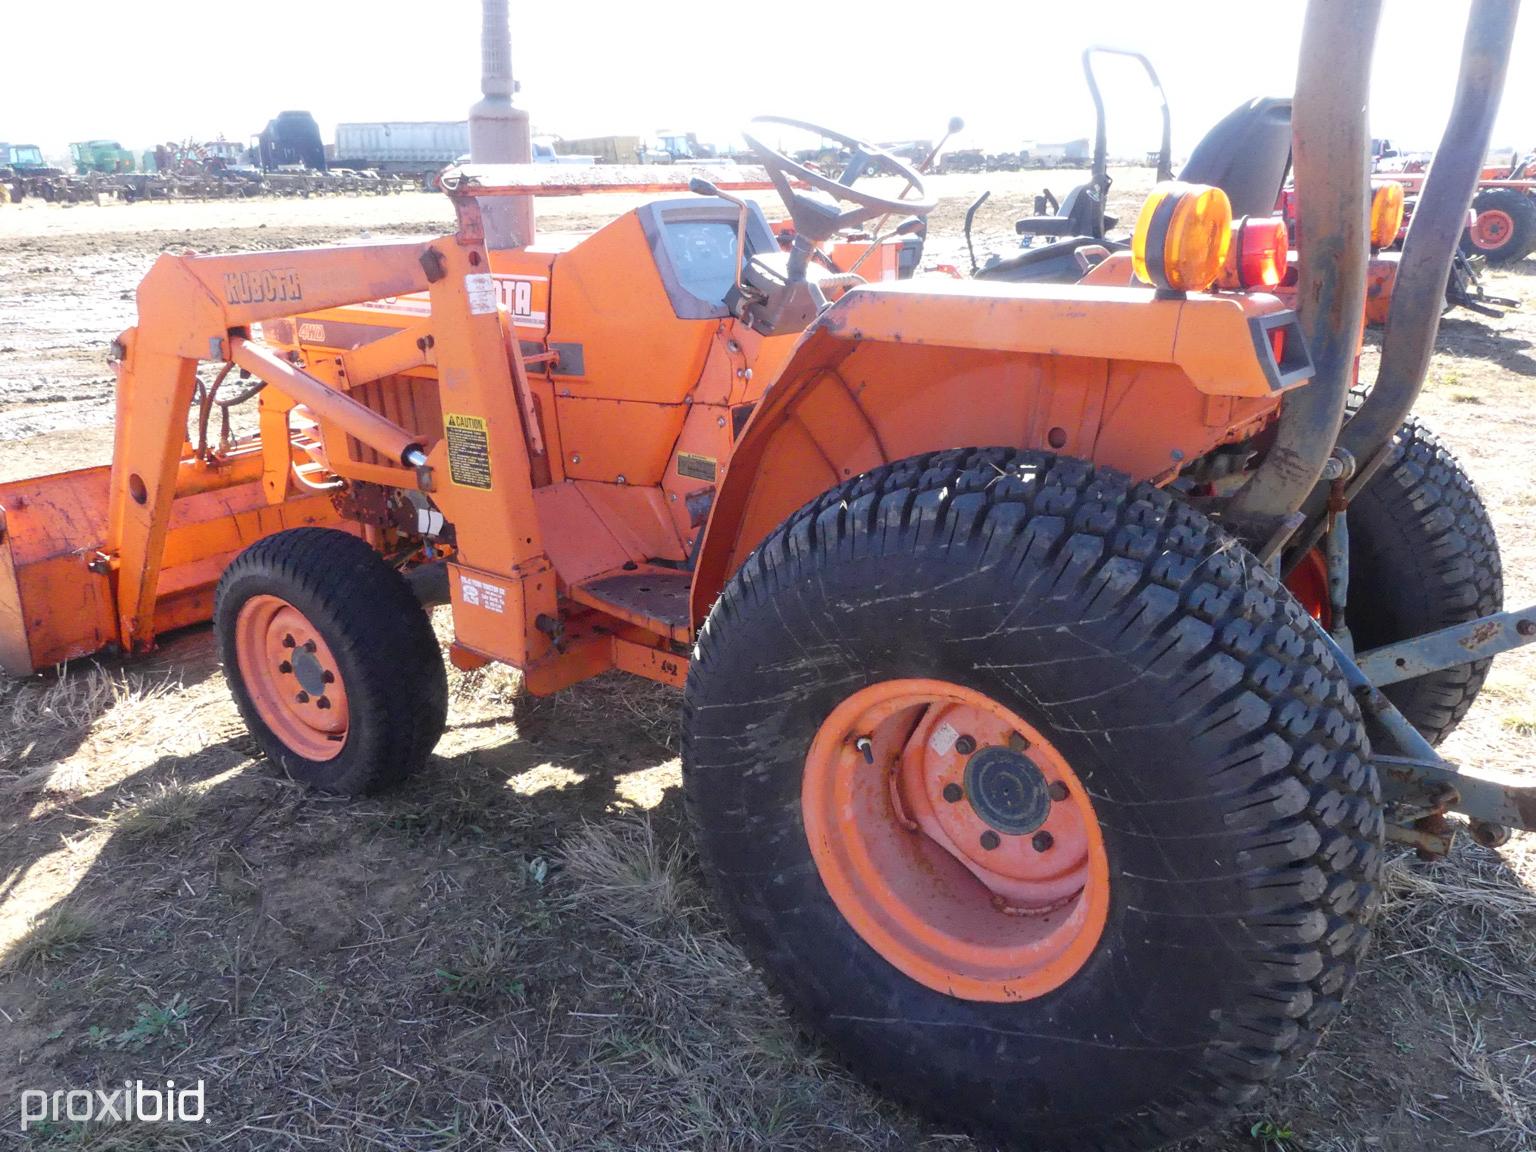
802, 679, 1110, 1002
234, 595, 350, 762
1472, 208, 1514, 249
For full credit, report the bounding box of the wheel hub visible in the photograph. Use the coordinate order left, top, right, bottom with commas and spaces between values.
233, 595, 350, 761
1473, 208, 1514, 249
801, 679, 1110, 1003
291, 647, 327, 696
962, 745, 1050, 836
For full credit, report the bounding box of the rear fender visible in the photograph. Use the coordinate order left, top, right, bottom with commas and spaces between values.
689, 280, 1311, 625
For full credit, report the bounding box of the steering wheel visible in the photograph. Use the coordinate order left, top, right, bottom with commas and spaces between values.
742, 116, 938, 243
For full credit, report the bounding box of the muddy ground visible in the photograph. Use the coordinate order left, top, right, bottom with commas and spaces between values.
1, 172, 1534, 1151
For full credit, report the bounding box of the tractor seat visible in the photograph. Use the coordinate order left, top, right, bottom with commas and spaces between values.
976, 236, 1128, 283
1178, 96, 1292, 217
1015, 183, 1105, 239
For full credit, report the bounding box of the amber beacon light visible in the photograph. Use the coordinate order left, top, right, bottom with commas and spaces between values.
1132, 181, 1234, 293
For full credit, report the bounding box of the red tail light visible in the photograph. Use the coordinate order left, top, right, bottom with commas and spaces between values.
1217, 216, 1291, 291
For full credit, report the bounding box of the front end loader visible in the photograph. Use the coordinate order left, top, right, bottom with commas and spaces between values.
1, 1, 1532, 1146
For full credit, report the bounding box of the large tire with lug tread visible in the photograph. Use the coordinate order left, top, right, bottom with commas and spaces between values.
1460, 187, 1536, 264
684, 449, 1383, 1151
1343, 392, 1503, 744
215, 527, 447, 795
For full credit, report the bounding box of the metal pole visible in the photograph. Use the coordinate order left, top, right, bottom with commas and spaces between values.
468, 0, 534, 248
1340, 0, 1520, 471
1224, 0, 1381, 548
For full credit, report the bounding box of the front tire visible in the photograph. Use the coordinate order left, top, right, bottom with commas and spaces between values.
215, 527, 447, 795
684, 450, 1383, 1151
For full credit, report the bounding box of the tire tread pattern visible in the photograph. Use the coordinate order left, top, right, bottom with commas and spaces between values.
684, 449, 1384, 1151
1345, 388, 1503, 744
215, 527, 447, 794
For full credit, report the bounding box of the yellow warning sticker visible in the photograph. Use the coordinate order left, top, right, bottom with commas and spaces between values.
445, 413, 492, 490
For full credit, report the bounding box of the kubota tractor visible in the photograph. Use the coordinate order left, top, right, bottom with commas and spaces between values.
1, 1, 1531, 1147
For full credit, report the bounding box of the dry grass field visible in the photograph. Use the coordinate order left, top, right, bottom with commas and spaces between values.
1, 171, 1534, 1151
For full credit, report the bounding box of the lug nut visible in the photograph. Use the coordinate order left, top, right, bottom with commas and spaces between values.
317, 696, 331, 710
277, 660, 293, 675
295, 691, 310, 704
1048, 781, 1069, 802
303, 639, 317, 653
321, 670, 335, 684
942, 783, 963, 803
1008, 732, 1031, 752
282, 634, 296, 648
1032, 831, 1054, 853
979, 830, 1001, 851
954, 735, 977, 756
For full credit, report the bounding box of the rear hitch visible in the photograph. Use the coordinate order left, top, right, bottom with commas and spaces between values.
1318, 618, 1536, 856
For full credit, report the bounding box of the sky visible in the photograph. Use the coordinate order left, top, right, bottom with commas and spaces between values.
4, 1, 1534, 162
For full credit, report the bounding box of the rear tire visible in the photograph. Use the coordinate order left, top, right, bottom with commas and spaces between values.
1345, 401, 1503, 744
215, 527, 447, 795
1460, 188, 1536, 264
684, 449, 1383, 1151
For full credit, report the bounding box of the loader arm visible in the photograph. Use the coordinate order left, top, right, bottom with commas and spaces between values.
0, 235, 558, 674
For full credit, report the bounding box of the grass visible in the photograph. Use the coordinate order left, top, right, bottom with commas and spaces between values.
1, 643, 1534, 1151
1, 666, 160, 776
1501, 712, 1536, 737
562, 815, 699, 928
433, 924, 526, 1005
89, 996, 191, 1050
113, 780, 204, 842
1, 904, 99, 970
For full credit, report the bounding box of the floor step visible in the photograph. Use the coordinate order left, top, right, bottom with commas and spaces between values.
569, 566, 691, 644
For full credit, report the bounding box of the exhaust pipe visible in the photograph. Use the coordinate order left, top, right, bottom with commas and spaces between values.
1224, 0, 1381, 550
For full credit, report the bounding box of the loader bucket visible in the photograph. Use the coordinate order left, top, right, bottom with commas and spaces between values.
0, 453, 345, 676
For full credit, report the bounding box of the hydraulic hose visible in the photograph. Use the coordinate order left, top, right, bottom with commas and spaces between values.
1224, 0, 1380, 549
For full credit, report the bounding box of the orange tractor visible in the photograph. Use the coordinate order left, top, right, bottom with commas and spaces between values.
1, 1, 1531, 1147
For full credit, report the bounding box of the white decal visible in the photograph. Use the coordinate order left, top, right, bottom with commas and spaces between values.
459, 574, 507, 614
928, 721, 960, 757
465, 273, 498, 316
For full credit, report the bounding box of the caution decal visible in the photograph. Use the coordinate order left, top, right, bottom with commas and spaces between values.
445, 413, 492, 490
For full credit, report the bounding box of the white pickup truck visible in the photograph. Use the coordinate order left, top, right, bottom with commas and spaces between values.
532, 138, 596, 166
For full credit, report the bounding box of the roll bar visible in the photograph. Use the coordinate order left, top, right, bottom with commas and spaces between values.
1080, 47, 1174, 239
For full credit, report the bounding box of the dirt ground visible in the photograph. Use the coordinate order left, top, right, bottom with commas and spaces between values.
1, 171, 1534, 1151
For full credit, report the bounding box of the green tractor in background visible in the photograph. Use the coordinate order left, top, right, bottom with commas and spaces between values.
70, 139, 136, 175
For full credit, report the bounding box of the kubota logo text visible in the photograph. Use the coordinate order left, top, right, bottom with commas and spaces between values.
223, 268, 303, 306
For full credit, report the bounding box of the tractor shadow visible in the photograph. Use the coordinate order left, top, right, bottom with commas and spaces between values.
0, 658, 691, 1123
1435, 314, 1536, 376
0, 625, 229, 791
